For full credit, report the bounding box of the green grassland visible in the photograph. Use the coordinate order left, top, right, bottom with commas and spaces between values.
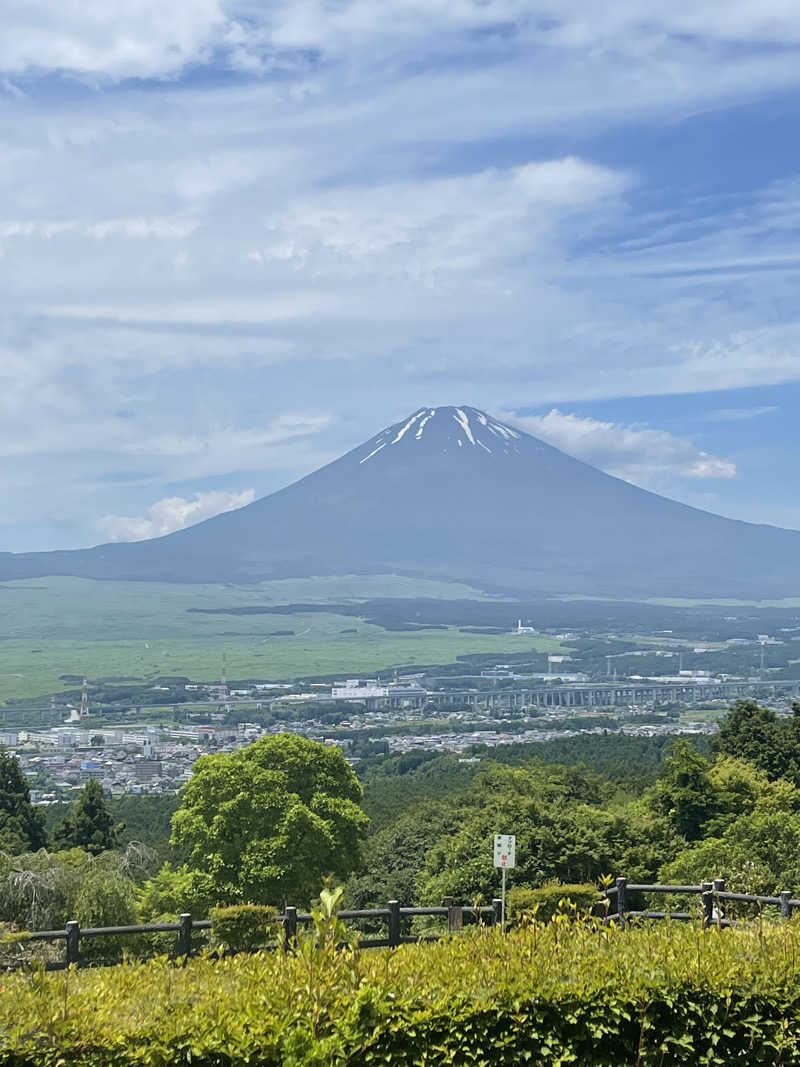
0, 574, 498, 642
558, 591, 800, 608
0, 577, 559, 703
677, 705, 728, 725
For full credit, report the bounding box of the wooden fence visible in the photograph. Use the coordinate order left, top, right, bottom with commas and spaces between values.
13, 879, 797, 971
15, 898, 503, 971
605, 877, 800, 926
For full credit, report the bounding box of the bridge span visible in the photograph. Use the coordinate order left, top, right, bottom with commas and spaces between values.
422, 679, 800, 711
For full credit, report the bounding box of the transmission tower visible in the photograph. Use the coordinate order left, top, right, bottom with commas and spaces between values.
79, 674, 89, 719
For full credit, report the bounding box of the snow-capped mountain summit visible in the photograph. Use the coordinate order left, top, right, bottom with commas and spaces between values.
2, 405, 800, 598
356, 406, 526, 463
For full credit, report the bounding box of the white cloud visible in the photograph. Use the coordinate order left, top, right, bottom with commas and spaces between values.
246, 158, 629, 285
125, 413, 335, 458
98, 488, 255, 542
0, 0, 229, 80
534, 1, 800, 47
703, 405, 778, 422
5, 1, 800, 87
0, 217, 197, 242
508, 409, 738, 485
2, 0, 800, 548
119, 414, 338, 479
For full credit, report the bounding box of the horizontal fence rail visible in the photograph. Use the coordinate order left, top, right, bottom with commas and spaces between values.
2, 899, 502, 972
605, 877, 800, 925
8, 878, 796, 972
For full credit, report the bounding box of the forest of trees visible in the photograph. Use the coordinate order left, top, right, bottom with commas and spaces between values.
1, 699, 800, 933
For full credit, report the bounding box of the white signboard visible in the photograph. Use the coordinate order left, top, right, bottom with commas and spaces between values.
493, 834, 516, 869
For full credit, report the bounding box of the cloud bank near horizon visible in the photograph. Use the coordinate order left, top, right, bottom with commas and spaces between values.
98, 488, 256, 542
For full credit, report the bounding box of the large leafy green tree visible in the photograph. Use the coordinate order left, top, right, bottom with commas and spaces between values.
0, 749, 46, 854
413, 762, 677, 903
650, 740, 717, 841
714, 699, 800, 782
661, 767, 800, 894
171, 734, 368, 907
53, 779, 121, 856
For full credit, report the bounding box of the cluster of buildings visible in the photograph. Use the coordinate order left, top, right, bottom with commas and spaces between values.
6, 723, 262, 803
5, 652, 797, 800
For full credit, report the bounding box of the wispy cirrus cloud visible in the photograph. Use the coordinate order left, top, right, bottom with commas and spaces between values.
2, 0, 800, 549
0, 217, 197, 241
703, 405, 779, 422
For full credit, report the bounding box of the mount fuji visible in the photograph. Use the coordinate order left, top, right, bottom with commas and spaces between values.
2, 405, 800, 598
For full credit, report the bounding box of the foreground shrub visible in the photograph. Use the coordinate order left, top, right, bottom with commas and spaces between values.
5, 920, 800, 1064
138, 862, 214, 921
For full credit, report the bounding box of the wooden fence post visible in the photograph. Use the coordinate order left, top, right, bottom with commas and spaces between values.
492, 898, 503, 927
177, 913, 193, 958
615, 877, 627, 923
388, 900, 401, 947
65, 920, 80, 966
283, 906, 297, 951
701, 882, 713, 926
781, 891, 793, 919
447, 903, 463, 934
713, 878, 726, 924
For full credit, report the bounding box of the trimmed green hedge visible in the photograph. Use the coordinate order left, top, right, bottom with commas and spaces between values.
4, 921, 800, 1064
209, 903, 278, 952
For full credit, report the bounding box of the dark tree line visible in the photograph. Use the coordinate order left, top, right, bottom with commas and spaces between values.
715, 698, 800, 782
0, 748, 119, 856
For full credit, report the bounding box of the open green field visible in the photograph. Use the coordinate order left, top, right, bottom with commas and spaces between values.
0, 577, 559, 703
0, 574, 500, 642
677, 705, 728, 725
557, 592, 800, 608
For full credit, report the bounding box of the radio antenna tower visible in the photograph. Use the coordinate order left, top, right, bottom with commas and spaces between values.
221, 653, 229, 698
79, 674, 89, 719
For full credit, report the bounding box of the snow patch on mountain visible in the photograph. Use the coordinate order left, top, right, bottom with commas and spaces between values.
358, 405, 524, 464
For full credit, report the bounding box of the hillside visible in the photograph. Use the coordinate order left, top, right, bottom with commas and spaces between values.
2, 405, 800, 598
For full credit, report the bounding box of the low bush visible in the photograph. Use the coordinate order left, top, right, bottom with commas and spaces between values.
507, 881, 601, 923
4, 920, 800, 1064
209, 903, 278, 952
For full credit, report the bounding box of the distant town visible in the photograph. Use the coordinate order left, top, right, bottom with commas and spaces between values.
6, 648, 799, 802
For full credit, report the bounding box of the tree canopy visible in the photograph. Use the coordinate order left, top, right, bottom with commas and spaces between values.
714, 698, 800, 782
367, 761, 679, 905
650, 740, 716, 841
171, 733, 368, 907
53, 779, 121, 856
0, 749, 46, 855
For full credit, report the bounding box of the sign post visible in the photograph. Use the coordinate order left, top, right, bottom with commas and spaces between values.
493, 834, 515, 932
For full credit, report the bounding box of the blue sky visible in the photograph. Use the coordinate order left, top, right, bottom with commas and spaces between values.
2, 1, 800, 550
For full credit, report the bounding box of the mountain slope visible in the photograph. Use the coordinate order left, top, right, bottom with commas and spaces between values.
2, 405, 799, 597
